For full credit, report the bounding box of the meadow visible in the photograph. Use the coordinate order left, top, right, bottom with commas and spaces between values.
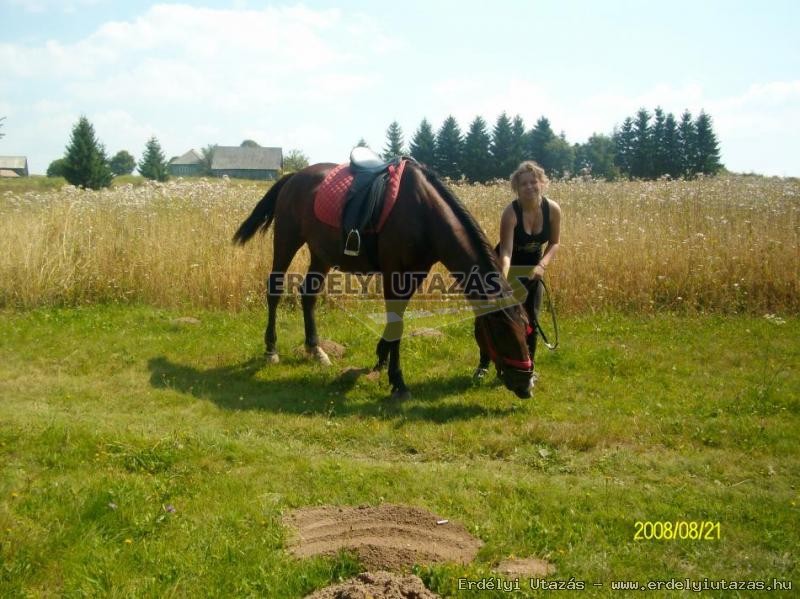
1, 174, 798, 597
1, 174, 797, 313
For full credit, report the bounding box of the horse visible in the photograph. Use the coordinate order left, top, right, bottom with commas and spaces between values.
233, 159, 534, 399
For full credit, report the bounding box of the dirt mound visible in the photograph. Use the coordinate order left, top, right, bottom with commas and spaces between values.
496, 557, 556, 577
284, 504, 482, 571
305, 571, 440, 599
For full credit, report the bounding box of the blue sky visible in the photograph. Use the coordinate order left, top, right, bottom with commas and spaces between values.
2, 0, 798, 176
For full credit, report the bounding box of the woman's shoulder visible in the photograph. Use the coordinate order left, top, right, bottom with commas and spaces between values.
544, 196, 562, 214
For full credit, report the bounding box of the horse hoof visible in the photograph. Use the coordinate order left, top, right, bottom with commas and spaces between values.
390, 388, 411, 401
265, 351, 280, 364
307, 346, 332, 366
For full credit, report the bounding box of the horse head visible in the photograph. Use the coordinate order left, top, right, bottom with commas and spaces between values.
474, 302, 534, 398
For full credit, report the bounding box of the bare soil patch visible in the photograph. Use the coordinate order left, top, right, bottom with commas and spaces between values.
496, 557, 556, 577
284, 504, 482, 571
305, 570, 440, 599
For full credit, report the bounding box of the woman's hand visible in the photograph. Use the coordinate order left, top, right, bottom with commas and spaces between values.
531, 264, 546, 280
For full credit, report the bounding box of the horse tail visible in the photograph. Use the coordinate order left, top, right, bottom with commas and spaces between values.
232, 173, 294, 245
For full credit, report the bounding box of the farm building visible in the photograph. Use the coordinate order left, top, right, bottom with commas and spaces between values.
0, 156, 29, 177
168, 146, 282, 180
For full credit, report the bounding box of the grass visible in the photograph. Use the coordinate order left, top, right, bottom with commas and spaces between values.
1, 304, 798, 597
1, 175, 798, 313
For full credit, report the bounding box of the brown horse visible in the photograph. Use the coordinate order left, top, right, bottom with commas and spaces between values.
233, 160, 534, 399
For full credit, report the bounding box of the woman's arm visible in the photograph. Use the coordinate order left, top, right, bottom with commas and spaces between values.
532, 200, 561, 279
497, 204, 516, 279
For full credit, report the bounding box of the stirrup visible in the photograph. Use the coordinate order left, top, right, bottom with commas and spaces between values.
344, 229, 361, 256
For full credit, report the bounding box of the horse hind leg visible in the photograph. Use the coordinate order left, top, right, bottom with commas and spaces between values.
301, 254, 331, 366
264, 222, 304, 364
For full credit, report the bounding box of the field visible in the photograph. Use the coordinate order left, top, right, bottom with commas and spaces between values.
1, 175, 799, 597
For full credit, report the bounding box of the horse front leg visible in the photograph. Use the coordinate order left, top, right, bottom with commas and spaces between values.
379, 273, 425, 400
301, 255, 331, 366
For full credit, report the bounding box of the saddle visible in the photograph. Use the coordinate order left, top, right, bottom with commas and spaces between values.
342, 147, 403, 257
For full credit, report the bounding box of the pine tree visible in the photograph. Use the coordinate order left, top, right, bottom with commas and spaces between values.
382, 121, 405, 160
109, 150, 136, 176
462, 116, 492, 183
651, 107, 668, 177
694, 111, 722, 175
527, 117, 556, 172
663, 113, 681, 178
138, 136, 169, 181
490, 112, 516, 179
613, 117, 636, 178
434, 116, 463, 180
510, 115, 526, 170
677, 110, 697, 177
631, 108, 653, 179
63, 116, 113, 189
409, 119, 436, 167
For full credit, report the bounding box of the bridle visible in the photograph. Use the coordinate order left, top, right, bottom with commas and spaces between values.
478, 311, 533, 373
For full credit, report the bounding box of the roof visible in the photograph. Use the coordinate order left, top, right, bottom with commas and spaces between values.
0, 156, 28, 169
211, 146, 282, 171
170, 149, 202, 165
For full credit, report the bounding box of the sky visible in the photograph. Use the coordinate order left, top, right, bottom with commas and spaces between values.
1, 0, 798, 176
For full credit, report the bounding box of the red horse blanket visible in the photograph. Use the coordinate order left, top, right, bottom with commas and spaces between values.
314, 160, 408, 231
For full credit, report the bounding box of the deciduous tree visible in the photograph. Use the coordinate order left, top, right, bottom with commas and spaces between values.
283, 149, 310, 173
109, 150, 136, 176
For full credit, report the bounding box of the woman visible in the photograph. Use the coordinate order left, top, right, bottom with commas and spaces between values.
475, 160, 561, 388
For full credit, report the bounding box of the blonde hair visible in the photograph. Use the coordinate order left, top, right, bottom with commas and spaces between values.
510, 160, 549, 193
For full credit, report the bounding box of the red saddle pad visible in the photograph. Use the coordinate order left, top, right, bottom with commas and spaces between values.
314, 159, 408, 231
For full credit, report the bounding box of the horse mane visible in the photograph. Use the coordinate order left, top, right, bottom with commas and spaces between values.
417, 163, 503, 278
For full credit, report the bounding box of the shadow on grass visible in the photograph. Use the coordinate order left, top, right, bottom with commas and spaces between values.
147, 355, 515, 422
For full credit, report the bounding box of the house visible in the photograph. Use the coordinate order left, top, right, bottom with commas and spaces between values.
168, 146, 282, 180
0, 156, 29, 177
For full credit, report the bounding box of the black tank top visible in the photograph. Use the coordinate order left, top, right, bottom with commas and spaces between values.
510, 198, 551, 266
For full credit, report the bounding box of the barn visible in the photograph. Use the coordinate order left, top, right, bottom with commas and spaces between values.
168, 146, 283, 180
0, 156, 29, 177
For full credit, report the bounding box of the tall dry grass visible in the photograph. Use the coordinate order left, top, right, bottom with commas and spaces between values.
1, 175, 798, 314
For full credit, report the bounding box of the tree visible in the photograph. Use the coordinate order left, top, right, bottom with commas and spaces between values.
462, 116, 492, 183
138, 136, 169, 181
409, 118, 436, 166
576, 133, 618, 180
109, 150, 136, 176
490, 112, 516, 179
663, 112, 681, 178
382, 121, 405, 160
613, 117, 636, 178
62, 116, 113, 189
283, 149, 310, 173
677, 110, 697, 177
355, 138, 370, 148
47, 158, 67, 178
240, 139, 260, 148
200, 144, 217, 175
651, 107, 668, 177
630, 108, 653, 179
527, 116, 556, 172
434, 116, 463, 179
694, 111, 722, 175
545, 133, 575, 179
0, 116, 5, 139
510, 115, 526, 169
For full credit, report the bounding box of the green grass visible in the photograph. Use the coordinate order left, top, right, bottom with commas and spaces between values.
1, 305, 798, 597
